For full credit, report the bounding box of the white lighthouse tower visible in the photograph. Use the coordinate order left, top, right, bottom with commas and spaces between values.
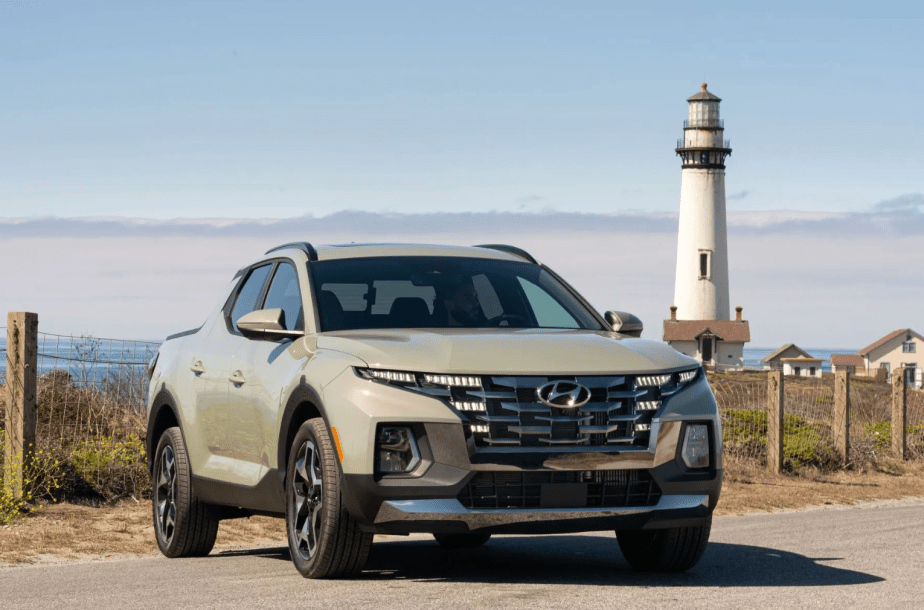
673, 83, 732, 321
663, 84, 749, 371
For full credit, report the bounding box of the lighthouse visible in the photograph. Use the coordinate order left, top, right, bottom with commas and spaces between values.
663, 84, 749, 370
673, 83, 732, 321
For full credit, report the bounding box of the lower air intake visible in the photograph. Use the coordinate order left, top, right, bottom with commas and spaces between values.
457, 470, 661, 509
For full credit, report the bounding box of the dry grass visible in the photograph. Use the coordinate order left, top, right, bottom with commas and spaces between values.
0, 501, 286, 565
715, 457, 924, 516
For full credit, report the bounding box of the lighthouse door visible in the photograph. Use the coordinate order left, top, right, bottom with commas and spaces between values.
701, 337, 714, 363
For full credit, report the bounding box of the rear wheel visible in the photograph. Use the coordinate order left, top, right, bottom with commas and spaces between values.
433, 533, 492, 549
616, 518, 711, 572
152, 426, 219, 557
286, 418, 372, 578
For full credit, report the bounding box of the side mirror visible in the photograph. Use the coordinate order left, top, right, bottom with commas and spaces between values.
237, 308, 304, 340
605, 311, 643, 337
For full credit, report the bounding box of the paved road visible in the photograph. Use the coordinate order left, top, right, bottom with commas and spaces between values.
2, 500, 922, 609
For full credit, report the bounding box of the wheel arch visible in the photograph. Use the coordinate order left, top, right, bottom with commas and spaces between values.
277, 377, 331, 475
147, 386, 183, 476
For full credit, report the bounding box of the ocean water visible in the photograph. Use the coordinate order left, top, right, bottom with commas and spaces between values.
743, 347, 855, 373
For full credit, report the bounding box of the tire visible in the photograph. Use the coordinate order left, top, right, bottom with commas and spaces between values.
616, 517, 712, 572
433, 533, 492, 549
286, 418, 373, 578
152, 426, 219, 558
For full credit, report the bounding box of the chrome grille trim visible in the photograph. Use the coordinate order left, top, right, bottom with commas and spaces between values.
463, 374, 664, 449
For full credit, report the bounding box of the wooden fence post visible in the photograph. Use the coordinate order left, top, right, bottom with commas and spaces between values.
892, 366, 907, 460
767, 371, 784, 473
3, 312, 39, 500
834, 370, 850, 466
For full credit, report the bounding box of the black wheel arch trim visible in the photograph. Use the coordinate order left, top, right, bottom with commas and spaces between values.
277, 376, 340, 479
146, 385, 184, 477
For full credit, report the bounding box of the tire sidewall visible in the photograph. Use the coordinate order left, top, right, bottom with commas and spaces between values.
285, 419, 337, 576
152, 427, 185, 556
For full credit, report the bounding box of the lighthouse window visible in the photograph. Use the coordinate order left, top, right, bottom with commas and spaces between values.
700, 152, 708, 164
699, 251, 711, 279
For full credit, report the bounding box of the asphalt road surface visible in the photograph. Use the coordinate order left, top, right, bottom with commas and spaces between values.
2, 500, 922, 610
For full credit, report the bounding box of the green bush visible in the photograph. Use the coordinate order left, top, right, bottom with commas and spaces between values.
722, 409, 839, 471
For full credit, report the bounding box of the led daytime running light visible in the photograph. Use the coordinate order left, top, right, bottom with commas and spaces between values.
679, 370, 697, 383
636, 374, 671, 387
365, 369, 416, 384
453, 401, 487, 412
636, 401, 662, 411
424, 374, 481, 387
470, 424, 490, 434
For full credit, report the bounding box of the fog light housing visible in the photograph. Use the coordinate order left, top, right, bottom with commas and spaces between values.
681, 424, 710, 469
375, 426, 421, 474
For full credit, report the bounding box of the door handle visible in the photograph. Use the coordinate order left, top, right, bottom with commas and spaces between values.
229, 371, 246, 385
190, 361, 205, 375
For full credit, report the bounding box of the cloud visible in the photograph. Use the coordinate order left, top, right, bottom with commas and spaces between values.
873, 193, 924, 213
2, 204, 923, 239
727, 190, 749, 200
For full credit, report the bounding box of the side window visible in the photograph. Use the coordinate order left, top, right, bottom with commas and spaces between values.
230, 264, 272, 332
263, 262, 304, 331
517, 277, 579, 328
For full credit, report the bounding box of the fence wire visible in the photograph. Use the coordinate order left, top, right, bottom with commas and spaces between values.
906, 387, 924, 460
3, 331, 160, 501
709, 372, 768, 465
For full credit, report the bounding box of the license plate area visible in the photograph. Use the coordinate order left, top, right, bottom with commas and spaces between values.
540, 483, 588, 508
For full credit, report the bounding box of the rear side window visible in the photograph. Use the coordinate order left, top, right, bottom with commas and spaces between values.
230, 264, 272, 332
263, 263, 304, 331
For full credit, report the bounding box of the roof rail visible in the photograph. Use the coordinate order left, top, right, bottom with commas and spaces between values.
265, 242, 318, 261
474, 244, 537, 264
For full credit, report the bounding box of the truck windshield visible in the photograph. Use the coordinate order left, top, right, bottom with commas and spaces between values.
309, 256, 604, 332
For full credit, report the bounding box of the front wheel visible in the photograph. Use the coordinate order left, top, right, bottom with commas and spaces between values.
616, 517, 712, 572
286, 418, 372, 578
152, 426, 219, 557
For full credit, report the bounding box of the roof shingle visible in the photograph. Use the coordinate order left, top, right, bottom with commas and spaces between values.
662, 319, 750, 342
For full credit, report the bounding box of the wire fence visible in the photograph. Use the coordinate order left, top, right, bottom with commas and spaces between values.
2, 330, 159, 501
710, 371, 922, 472
905, 387, 924, 460
4, 326, 924, 503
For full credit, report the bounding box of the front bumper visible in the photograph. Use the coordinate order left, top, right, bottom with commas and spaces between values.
372, 493, 712, 535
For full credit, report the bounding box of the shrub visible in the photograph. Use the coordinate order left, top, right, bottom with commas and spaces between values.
0, 432, 63, 525
722, 408, 840, 471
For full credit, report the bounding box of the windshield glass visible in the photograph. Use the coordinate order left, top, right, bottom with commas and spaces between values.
309, 256, 604, 332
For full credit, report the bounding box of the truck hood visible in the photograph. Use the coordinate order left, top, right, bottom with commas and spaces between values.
317, 328, 696, 375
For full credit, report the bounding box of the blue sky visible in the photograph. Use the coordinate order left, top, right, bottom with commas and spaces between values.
1, 2, 922, 346
3, 1, 922, 218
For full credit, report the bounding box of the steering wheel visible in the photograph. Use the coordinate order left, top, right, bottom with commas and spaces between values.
488, 314, 530, 328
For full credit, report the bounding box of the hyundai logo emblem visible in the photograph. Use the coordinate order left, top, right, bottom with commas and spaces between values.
536, 381, 591, 408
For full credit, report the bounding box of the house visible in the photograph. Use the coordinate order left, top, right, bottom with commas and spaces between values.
663, 306, 751, 371
761, 344, 813, 371
780, 355, 823, 378
857, 328, 923, 388
830, 354, 866, 376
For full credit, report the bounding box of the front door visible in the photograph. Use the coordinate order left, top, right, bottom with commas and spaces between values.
227, 261, 307, 485
701, 337, 713, 363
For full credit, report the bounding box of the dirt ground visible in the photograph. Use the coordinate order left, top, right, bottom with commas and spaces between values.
3, 461, 924, 565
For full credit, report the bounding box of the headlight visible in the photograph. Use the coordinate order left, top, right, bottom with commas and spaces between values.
681, 423, 711, 469
636, 368, 700, 390
375, 426, 421, 475
358, 368, 417, 384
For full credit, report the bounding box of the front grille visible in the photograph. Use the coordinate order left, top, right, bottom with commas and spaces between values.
456, 375, 659, 449
458, 470, 662, 509
401, 370, 697, 450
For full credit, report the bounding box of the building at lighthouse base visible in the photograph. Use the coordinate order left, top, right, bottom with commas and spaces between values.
663, 306, 750, 371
